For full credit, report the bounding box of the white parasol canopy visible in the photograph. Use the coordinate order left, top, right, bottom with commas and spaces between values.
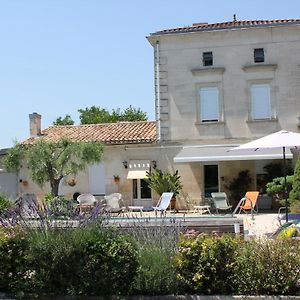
231, 130, 300, 151
231, 130, 300, 222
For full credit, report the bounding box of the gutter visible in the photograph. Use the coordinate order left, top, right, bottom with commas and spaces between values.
155, 40, 161, 142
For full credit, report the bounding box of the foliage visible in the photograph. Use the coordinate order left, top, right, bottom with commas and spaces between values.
46, 196, 77, 219
121, 106, 147, 122
266, 175, 294, 206
4, 139, 103, 197
226, 170, 252, 202
0, 225, 138, 297
263, 161, 294, 182
78, 105, 147, 124
53, 114, 75, 126
0, 194, 13, 214
175, 234, 239, 294
277, 226, 298, 240
132, 225, 180, 295
145, 169, 183, 196
0, 227, 29, 294
2, 143, 23, 172
232, 239, 300, 295
289, 156, 300, 211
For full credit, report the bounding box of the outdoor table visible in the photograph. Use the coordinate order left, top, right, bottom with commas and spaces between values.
193, 205, 211, 215
128, 206, 144, 216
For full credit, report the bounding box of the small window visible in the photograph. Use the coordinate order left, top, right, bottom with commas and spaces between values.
250, 84, 271, 120
254, 48, 264, 63
203, 52, 213, 66
199, 87, 219, 122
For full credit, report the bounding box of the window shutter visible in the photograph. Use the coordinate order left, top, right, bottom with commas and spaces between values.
199, 87, 219, 122
251, 84, 271, 120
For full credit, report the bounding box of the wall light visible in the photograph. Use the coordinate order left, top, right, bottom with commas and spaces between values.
152, 160, 157, 169
123, 160, 128, 169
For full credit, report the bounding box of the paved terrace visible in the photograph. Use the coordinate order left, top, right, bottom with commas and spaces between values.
106, 211, 281, 237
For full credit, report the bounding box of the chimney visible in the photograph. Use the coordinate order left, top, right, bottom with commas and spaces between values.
29, 112, 42, 137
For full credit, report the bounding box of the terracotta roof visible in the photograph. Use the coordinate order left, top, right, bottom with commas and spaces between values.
151, 19, 300, 35
23, 121, 157, 145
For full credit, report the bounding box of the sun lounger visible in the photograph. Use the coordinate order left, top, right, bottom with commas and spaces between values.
152, 192, 174, 216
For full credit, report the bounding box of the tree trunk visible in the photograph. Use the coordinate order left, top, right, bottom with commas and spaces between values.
50, 179, 60, 197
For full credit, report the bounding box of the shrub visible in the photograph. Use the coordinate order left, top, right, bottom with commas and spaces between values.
226, 170, 252, 203
132, 226, 179, 295
46, 196, 77, 219
175, 234, 239, 294
289, 156, 300, 211
0, 224, 138, 297
266, 175, 294, 206
0, 227, 29, 294
145, 169, 183, 196
0, 194, 13, 214
232, 239, 300, 295
277, 226, 298, 240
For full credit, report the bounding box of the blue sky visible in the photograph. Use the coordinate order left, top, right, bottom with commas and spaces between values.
0, 0, 299, 148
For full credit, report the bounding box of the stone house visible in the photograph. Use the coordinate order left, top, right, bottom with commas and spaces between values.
19, 113, 162, 208
7, 18, 300, 209
146, 18, 300, 207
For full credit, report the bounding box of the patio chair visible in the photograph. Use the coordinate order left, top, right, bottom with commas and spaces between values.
103, 193, 125, 215
211, 192, 232, 214
77, 194, 97, 213
236, 191, 259, 215
152, 192, 174, 216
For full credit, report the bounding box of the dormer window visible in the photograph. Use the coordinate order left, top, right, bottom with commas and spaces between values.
203, 52, 213, 66
254, 48, 264, 63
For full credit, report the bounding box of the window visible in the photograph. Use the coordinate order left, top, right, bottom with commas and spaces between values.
199, 87, 219, 122
250, 84, 271, 120
203, 51, 213, 66
254, 48, 264, 63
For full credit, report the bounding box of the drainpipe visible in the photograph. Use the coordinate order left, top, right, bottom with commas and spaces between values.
155, 40, 161, 142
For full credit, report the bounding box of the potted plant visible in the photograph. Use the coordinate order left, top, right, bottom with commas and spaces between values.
66, 177, 76, 187
113, 175, 120, 184
145, 169, 183, 210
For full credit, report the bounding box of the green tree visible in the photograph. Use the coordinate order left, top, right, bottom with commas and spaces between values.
53, 114, 75, 125
121, 105, 147, 122
78, 105, 147, 124
78, 106, 112, 124
4, 139, 103, 196
289, 156, 300, 211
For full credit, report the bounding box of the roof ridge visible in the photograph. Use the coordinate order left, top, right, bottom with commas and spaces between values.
50, 120, 156, 128
152, 18, 300, 35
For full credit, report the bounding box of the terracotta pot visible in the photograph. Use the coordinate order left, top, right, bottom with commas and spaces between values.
22, 180, 28, 187
170, 197, 176, 210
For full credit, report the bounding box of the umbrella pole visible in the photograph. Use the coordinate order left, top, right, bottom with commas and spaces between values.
283, 146, 288, 223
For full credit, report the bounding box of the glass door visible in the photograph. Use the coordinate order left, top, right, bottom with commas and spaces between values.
132, 179, 152, 207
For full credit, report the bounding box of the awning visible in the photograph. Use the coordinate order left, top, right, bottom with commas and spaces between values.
127, 160, 150, 179
174, 145, 293, 163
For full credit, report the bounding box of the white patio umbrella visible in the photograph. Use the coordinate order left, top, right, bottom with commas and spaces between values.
231, 130, 300, 222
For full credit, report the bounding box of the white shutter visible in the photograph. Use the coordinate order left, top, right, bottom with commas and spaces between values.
251, 84, 271, 120
88, 163, 105, 195
199, 87, 219, 122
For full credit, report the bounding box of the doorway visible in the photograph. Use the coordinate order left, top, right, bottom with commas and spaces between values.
132, 179, 152, 207
204, 164, 219, 197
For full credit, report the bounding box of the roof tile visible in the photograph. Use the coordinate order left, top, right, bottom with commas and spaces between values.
23, 121, 157, 145
152, 19, 300, 35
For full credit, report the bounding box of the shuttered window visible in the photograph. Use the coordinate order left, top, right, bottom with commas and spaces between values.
199, 87, 219, 122
251, 84, 271, 120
